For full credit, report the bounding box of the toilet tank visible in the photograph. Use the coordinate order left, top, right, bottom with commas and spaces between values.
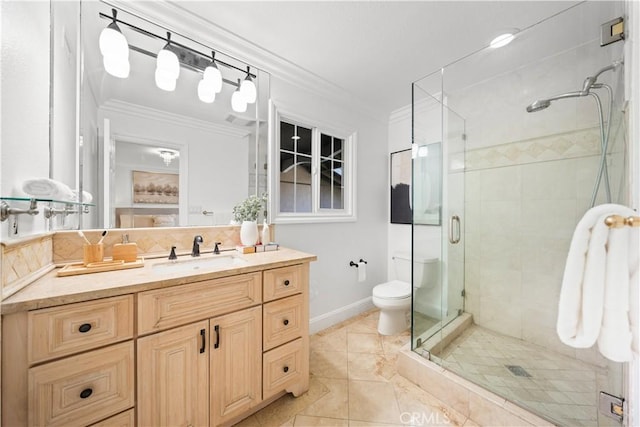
393, 252, 439, 289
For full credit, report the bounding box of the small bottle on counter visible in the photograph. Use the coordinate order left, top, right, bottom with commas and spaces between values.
261, 219, 270, 245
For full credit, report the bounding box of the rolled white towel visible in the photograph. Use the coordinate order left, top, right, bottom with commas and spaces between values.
22, 178, 75, 202
71, 190, 93, 204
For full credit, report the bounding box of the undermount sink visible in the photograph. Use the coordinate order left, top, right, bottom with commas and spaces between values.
152, 253, 247, 274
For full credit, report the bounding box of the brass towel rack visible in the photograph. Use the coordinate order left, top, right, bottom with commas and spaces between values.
604, 215, 640, 228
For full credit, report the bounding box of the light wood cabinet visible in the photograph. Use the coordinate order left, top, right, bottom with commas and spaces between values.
2, 259, 312, 427
210, 306, 262, 426
137, 320, 209, 427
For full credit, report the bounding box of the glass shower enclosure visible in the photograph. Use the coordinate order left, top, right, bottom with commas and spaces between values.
411, 1, 627, 425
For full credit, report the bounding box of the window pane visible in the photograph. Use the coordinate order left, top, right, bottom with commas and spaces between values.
281, 121, 295, 152
280, 151, 294, 173
334, 138, 343, 160
297, 126, 312, 156
320, 134, 332, 158
333, 160, 344, 209
280, 151, 295, 212
320, 159, 332, 209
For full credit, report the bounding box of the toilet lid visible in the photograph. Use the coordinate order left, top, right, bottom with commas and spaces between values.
373, 280, 411, 299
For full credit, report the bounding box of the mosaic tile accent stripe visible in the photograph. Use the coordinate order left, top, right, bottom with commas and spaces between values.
53, 225, 271, 263
2, 234, 54, 298
466, 127, 602, 171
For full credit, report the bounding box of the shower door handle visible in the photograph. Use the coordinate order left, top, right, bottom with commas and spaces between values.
449, 215, 461, 244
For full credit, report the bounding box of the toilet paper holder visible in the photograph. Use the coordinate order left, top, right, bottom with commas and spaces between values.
349, 259, 368, 267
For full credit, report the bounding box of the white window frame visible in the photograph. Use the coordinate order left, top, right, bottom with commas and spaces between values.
268, 100, 357, 224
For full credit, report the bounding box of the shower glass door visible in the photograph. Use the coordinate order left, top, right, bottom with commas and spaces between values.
411, 73, 466, 353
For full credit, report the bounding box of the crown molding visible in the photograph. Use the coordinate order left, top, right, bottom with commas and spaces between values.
105, 0, 388, 124
100, 99, 251, 139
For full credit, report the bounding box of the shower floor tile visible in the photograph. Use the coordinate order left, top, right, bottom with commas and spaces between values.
430, 324, 614, 426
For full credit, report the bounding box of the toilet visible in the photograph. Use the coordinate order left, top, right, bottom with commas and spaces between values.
372, 252, 439, 335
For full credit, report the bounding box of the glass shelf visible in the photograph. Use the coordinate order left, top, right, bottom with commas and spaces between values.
0, 196, 95, 207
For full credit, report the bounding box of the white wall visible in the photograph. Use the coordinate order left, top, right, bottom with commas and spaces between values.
271, 78, 388, 327
0, 1, 51, 239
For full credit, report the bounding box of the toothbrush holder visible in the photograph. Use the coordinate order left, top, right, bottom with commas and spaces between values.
83, 243, 104, 266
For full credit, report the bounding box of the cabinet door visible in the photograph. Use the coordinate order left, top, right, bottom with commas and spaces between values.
138, 320, 209, 427
210, 306, 262, 426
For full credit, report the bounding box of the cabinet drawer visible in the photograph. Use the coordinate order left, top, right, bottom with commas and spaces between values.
89, 409, 135, 427
263, 294, 304, 351
263, 265, 303, 302
263, 338, 305, 400
28, 341, 134, 427
138, 272, 262, 335
28, 295, 133, 364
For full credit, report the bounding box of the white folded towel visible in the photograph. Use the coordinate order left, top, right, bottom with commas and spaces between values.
22, 178, 75, 202
557, 203, 637, 362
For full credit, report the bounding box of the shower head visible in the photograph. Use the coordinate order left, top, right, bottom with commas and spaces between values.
525, 91, 584, 113
526, 99, 551, 112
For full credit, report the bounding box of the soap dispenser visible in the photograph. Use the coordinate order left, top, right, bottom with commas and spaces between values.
112, 234, 138, 263
261, 219, 270, 245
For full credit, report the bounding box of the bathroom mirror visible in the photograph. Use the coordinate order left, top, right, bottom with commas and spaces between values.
78, 1, 269, 229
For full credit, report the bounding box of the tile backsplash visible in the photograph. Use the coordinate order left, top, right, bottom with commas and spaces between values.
1, 233, 54, 298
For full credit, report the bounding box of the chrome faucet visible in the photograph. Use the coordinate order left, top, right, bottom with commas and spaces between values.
192, 235, 203, 257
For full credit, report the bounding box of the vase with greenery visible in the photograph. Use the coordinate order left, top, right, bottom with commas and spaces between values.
233, 194, 267, 246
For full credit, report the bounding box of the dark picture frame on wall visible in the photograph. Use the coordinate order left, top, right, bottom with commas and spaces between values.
390, 149, 412, 224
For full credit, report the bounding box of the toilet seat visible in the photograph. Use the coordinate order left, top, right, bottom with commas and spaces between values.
373, 280, 411, 299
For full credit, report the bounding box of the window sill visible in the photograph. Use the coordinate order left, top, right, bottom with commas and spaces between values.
273, 213, 357, 224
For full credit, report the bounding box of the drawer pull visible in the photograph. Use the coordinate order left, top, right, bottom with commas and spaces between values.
283, 319, 289, 326
79, 388, 93, 399
214, 325, 220, 349
78, 323, 92, 333
284, 280, 290, 286
283, 366, 289, 373
200, 329, 206, 354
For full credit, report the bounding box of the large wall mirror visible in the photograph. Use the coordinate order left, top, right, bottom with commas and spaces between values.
79, 1, 269, 230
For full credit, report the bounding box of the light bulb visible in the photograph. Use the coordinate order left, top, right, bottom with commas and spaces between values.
155, 69, 176, 91
231, 89, 247, 113
156, 46, 180, 79
240, 77, 257, 103
103, 55, 130, 79
489, 33, 515, 49
203, 65, 223, 93
99, 22, 128, 58
197, 79, 216, 103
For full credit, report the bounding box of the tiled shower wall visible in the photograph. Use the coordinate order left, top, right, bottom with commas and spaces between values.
463, 124, 627, 366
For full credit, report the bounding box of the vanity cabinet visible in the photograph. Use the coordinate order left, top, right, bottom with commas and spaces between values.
2, 258, 312, 427
137, 306, 262, 427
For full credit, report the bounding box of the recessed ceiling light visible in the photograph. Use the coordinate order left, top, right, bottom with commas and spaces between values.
490, 33, 515, 49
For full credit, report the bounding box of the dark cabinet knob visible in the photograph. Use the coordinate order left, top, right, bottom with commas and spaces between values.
283, 319, 289, 326
80, 388, 93, 399
283, 366, 289, 373
284, 280, 290, 286
78, 323, 92, 333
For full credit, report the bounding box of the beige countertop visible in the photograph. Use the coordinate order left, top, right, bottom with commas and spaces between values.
1, 247, 316, 314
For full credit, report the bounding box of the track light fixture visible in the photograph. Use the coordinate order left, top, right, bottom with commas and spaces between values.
98, 8, 259, 112
155, 32, 180, 91
197, 51, 223, 103
231, 79, 248, 113
99, 9, 130, 78
240, 66, 257, 104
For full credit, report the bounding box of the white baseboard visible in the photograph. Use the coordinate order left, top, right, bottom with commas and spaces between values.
309, 296, 374, 334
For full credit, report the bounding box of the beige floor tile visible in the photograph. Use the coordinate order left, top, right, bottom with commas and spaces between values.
381, 332, 410, 356
348, 380, 403, 425
348, 352, 397, 382
310, 350, 348, 379
347, 313, 380, 334
311, 328, 348, 352
293, 415, 349, 426
253, 376, 330, 426
233, 414, 261, 427
391, 374, 468, 427
348, 421, 405, 427
348, 332, 384, 354
301, 378, 349, 419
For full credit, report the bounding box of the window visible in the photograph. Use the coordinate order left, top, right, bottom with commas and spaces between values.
270, 103, 356, 223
